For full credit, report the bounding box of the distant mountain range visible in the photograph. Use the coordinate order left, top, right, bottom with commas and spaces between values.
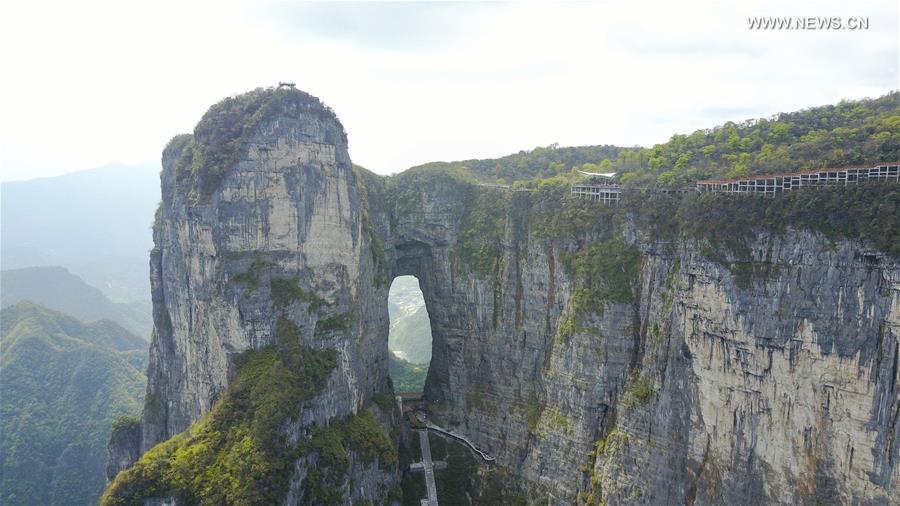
1, 163, 160, 303
0, 302, 146, 506
0, 266, 153, 340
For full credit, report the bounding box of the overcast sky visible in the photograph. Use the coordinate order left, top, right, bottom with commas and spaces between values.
0, 1, 896, 181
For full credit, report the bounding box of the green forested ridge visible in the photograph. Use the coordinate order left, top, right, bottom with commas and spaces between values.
0, 302, 146, 506
400, 91, 898, 187
389, 354, 428, 392
613, 91, 899, 187
385, 90, 899, 273
101, 318, 345, 506
0, 266, 153, 339
409, 144, 625, 184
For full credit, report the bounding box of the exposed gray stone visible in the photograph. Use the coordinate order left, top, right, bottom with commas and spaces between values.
111, 87, 899, 505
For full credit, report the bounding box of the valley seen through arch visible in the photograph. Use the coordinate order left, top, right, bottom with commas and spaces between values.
388, 275, 432, 393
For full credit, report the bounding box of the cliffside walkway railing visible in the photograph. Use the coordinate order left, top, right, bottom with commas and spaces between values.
694, 163, 899, 194
425, 423, 496, 464
476, 163, 899, 203
566, 162, 899, 204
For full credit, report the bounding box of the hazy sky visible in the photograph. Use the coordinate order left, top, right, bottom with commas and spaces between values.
1, 1, 896, 181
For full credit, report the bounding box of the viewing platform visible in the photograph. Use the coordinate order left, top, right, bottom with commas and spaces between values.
569, 169, 622, 204
570, 182, 622, 204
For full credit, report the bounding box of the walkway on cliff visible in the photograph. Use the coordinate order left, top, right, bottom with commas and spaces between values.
419, 430, 439, 506
426, 423, 496, 463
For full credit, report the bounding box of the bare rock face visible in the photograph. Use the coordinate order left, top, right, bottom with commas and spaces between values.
143, 89, 387, 447
113, 88, 394, 504
106, 417, 142, 482
109, 87, 898, 505
580, 230, 899, 505
369, 177, 899, 504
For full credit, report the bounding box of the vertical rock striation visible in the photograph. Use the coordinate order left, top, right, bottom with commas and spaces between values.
370, 174, 899, 504
108, 88, 396, 505
107, 87, 897, 505
584, 229, 899, 505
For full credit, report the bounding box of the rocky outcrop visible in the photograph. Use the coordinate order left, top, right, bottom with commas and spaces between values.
106, 417, 142, 482
108, 88, 395, 504
142, 89, 388, 450
109, 86, 898, 505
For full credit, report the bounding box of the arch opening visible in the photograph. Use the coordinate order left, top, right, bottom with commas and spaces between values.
387, 275, 433, 394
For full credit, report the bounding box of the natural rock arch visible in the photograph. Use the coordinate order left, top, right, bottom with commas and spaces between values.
106, 87, 900, 505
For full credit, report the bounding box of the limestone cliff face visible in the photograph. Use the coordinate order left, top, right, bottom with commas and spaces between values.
370, 178, 899, 504
587, 229, 899, 505
106, 418, 141, 482
111, 86, 897, 505
131, 88, 394, 504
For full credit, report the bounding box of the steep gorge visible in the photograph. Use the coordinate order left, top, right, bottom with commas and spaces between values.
106, 87, 899, 505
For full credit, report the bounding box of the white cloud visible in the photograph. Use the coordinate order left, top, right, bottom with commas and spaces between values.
0, 0, 896, 181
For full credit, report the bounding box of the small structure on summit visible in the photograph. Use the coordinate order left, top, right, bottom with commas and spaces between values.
277, 81, 296, 89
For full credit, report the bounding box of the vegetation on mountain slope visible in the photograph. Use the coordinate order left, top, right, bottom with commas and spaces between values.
101, 318, 344, 505
388, 306, 432, 364
639, 182, 900, 258
613, 91, 899, 187
387, 276, 432, 365
389, 354, 428, 392
411, 144, 625, 184
301, 409, 397, 505
0, 302, 146, 506
403, 91, 898, 187
0, 266, 153, 339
